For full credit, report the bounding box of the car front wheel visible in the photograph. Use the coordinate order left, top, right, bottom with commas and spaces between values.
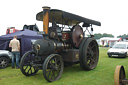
0, 57, 9, 69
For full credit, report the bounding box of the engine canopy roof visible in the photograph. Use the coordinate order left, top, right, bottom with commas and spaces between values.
36, 9, 101, 26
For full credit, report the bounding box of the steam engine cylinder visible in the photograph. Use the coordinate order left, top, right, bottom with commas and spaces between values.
33, 39, 68, 56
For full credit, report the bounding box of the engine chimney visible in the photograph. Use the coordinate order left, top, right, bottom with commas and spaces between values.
42, 6, 50, 34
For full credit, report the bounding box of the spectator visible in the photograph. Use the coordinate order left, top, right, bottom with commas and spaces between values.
9, 35, 20, 69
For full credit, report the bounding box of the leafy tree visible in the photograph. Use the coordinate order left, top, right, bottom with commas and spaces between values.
94, 33, 114, 39
117, 34, 128, 39
94, 33, 102, 39
102, 33, 114, 37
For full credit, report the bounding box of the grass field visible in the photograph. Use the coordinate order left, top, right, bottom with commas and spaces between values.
1, 47, 128, 85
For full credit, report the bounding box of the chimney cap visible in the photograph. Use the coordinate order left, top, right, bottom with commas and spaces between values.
42, 6, 50, 9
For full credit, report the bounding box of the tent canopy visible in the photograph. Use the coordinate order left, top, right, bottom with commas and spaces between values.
0, 29, 42, 39
0, 29, 43, 56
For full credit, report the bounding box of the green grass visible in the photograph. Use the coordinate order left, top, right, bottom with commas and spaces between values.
1, 47, 128, 85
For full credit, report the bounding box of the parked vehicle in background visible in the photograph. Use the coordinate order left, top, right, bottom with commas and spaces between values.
0, 50, 12, 68
6, 24, 40, 35
23, 24, 39, 32
6, 27, 19, 34
107, 42, 128, 58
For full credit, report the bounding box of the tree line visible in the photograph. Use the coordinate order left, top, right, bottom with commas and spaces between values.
94, 33, 114, 39
94, 33, 128, 39
117, 34, 128, 39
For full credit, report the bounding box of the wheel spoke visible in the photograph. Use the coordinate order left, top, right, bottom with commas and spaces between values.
91, 58, 95, 63
91, 45, 96, 50
29, 67, 32, 74
50, 72, 53, 80
54, 58, 57, 63
51, 70, 55, 80
87, 47, 91, 53
30, 67, 33, 74
48, 69, 52, 79
26, 66, 31, 74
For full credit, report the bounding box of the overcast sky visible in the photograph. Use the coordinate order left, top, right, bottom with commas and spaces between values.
0, 0, 128, 37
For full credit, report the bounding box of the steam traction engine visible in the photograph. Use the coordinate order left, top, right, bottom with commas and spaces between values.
20, 7, 101, 82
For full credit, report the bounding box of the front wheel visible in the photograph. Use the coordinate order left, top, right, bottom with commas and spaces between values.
43, 54, 64, 82
20, 51, 39, 76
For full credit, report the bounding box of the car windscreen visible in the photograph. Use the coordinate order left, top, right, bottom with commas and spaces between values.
112, 44, 126, 49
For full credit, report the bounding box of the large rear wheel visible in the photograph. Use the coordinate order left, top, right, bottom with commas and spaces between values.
79, 38, 99, 70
